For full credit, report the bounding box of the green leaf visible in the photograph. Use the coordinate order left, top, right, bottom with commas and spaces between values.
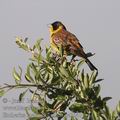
34, 38, 43, 53
16, 37, 30, 51
83, 113, 88, 120
64, 116, 67, 120
104, 105, 111, 118
69, 103, 87, 113
25, 74, 34, 83
93, 79, 103, 83
25, 107, 31, 117
63, 59, 67, 68
47, 72, 54, 83
81, 69, 84, 81
89, 71, 98, 85
46, 47, 52, 60
77, 59, 85, 69
0, 90, 5, 97
111, 111, 117, 120
55, 95, 67, 101
29, 117, 41, 120
31, 63, 37, 73
103, 97, 112, 102
31, 106, 40, 114
25, 64, 34, 83
18, 65, 22, 77
57, 111, 66, 118
94, 84, 101, 97
116, 101, 120, 115
92, 110, 98, 120
59, 44, 64, 57
59, 65, 69, 78
19, 89, 28, 102
12, 66, 22, 84
84, 74, 89, 88
71, 116, 76, 120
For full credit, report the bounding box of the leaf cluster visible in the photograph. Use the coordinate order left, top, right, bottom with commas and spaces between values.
0, 37, 120, 120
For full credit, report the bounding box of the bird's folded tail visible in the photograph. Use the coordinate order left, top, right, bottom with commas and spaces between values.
85, 59, 97, 71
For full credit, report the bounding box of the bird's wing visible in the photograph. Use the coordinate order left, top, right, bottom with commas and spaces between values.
51, 30, 87, 58
65, 31, 87, 58
66, 31, 83, 49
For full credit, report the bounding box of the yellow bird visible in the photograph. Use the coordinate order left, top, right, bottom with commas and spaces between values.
49, 21, 97, 71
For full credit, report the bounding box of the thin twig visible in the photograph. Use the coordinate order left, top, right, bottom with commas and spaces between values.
0, 83, 44, 90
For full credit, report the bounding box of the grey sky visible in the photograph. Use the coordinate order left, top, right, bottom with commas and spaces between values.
0, 0, 120, 119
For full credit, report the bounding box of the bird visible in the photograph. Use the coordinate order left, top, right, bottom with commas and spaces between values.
49, 21, 97, 71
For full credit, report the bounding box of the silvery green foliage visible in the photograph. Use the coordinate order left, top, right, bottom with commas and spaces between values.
0, 37, 120, 120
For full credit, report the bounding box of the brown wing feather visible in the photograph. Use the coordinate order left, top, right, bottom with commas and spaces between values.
65, 31, 87, 58
51, 29, 87, 59
51, 29, 67, 46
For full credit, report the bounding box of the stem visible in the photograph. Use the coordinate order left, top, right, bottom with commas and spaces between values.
0, 83, 44, 91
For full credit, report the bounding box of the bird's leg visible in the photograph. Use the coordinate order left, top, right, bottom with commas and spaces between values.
70, 55, 76, 63
61, 54, 67, 63
70, 55, 76, 62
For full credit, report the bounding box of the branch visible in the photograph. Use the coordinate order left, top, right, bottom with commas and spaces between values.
0, 83, 44, 92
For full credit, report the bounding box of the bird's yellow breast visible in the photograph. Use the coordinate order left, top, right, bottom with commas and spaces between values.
50, 26, 64, 53
50, 36, 60, 53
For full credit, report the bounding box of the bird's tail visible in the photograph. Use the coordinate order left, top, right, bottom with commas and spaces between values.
85, 59, 97, 71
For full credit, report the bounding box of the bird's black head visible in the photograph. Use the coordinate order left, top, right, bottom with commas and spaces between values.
51, 21, 66, 31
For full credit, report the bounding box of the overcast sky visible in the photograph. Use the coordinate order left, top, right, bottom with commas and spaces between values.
0, 0, 120, 119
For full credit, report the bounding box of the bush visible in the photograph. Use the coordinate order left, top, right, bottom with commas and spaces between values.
0, 37, 120, 120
